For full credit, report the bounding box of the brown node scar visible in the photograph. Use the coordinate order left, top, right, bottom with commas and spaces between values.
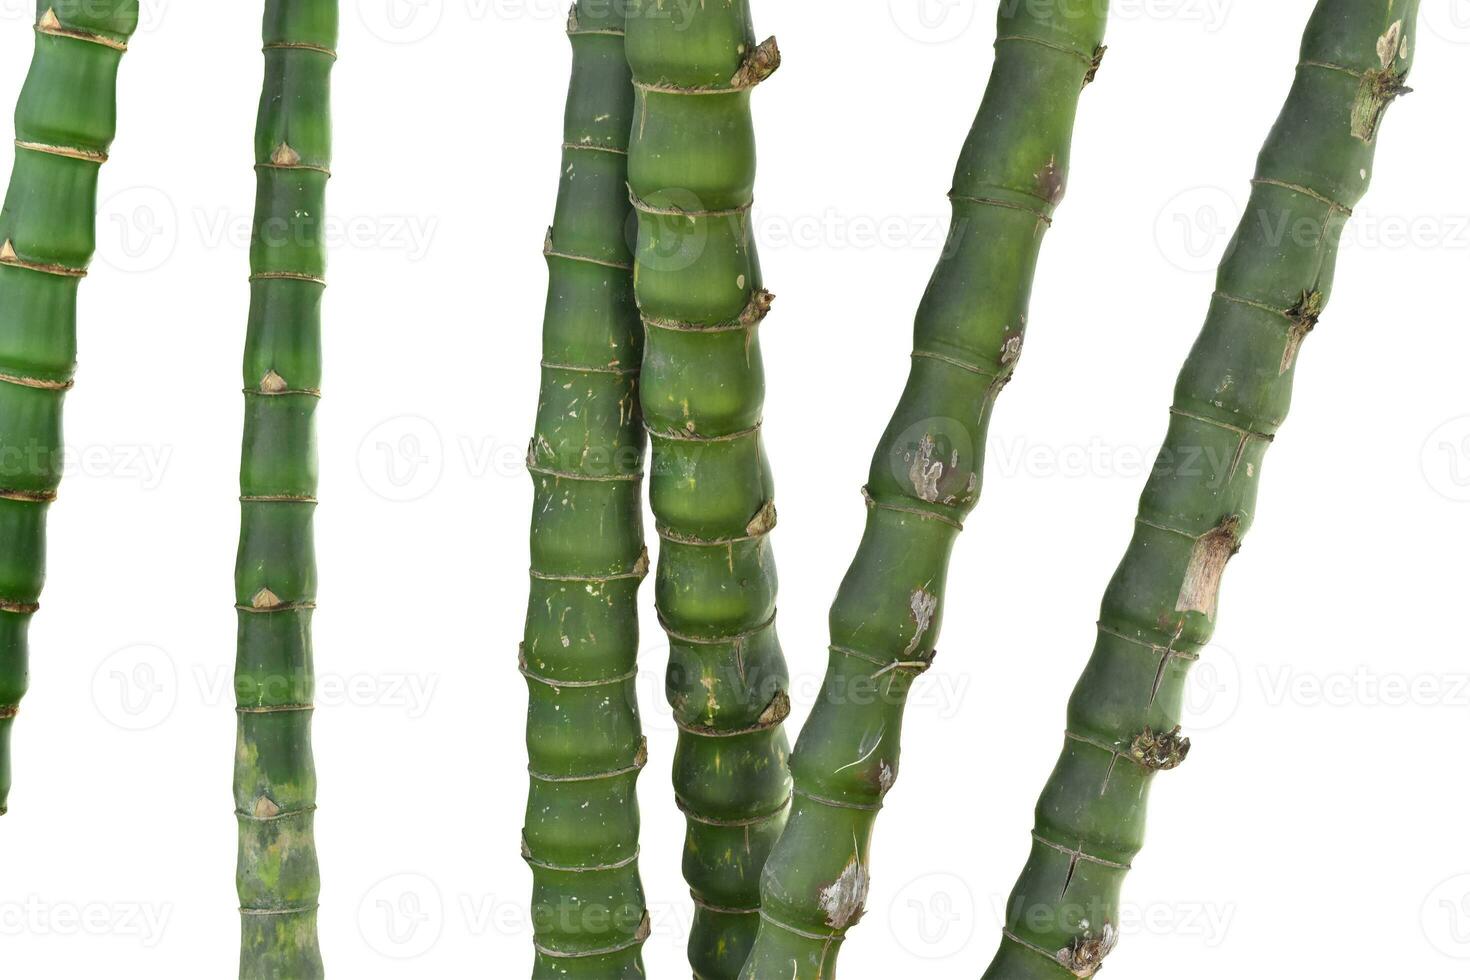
731, 36, 781, 89
1130, 726, 1191, 771
1057, 923, 1118, 978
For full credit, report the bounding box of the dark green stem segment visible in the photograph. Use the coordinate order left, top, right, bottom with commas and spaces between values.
234, 2, 335, 976
740, 5, 1107, 977
0, 2, 138, 815
625, 3, 791, 976
983, 4, 1417, 978
520, 5, 650, 977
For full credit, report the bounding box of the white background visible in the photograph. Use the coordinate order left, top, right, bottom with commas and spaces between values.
1, 1, 1468, 976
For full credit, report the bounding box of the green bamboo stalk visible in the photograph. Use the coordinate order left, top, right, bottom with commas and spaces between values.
624, 3, 790, 976
520, 4, 650, 977
233, 2, 336, 976
983, 3, 1417, 977
0, 2, 139, 814
740, 5, 1108, 977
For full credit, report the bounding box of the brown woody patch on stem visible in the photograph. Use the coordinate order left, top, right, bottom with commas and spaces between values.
731, 37, 781, 89
270, 143, 301, 167
1057, 923, 1117, 977
1130, 726, 1191, 771
1085, 46, 1108, 86
1281, 290, 1323, 374
758, 689, 791, 728
1351, 22, 1411, 142
819, 854, 869, 930
746, 500, 777, 537
742, 289, 775, 324
1175, 517, 1241, 620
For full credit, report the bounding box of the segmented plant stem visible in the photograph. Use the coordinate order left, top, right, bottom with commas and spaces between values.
520, 5, 650, 976
0, 1, 139, 814
234, 2, 335, 975
740, 5, 1108, 977
983, 3, 1418, 977
624, 2, 791, 975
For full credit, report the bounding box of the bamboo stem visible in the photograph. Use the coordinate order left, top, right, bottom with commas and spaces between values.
0, 1, 139, 814
520, 4, 651, 976
981, 3, 1418, 977
234, 3, 336, 975
739, 4, 1108, 977
624, 3, 791, 976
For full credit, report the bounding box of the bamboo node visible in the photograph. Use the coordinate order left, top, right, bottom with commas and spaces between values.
0, 239, 88, 278
35, 7, 128, 50
1129, 726, 1191, 771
